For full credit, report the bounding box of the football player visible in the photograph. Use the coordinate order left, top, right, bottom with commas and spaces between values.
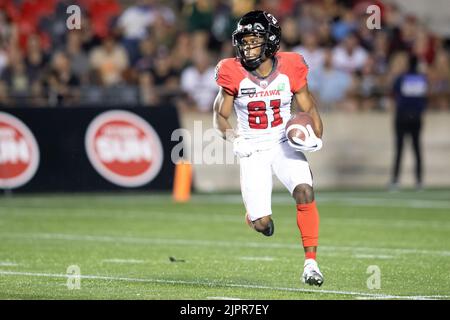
213, 11, 324, 286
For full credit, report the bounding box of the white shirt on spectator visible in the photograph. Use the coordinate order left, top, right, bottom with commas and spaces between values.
118, 6, 156, 40
332, 46, 368, 73
0, 50, 8, 76
292, 45, 325, 71
181, 66, 218, 112
313, 67, 352, 103
90, 45, 129, 86
118, 5, 175, 40
292, 46, 325, 92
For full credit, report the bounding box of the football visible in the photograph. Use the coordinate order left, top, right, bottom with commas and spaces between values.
285, 112, 314, 143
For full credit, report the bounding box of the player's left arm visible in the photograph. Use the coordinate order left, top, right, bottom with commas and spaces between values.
293, 85, 323, 138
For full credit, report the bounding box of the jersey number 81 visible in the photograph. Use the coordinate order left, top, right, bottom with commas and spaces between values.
247, 99, 282, 129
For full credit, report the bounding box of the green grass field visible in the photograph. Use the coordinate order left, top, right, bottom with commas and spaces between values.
0, 189, 449, 300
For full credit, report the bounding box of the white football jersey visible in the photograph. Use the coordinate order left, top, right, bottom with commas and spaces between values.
215, 52, 309, 150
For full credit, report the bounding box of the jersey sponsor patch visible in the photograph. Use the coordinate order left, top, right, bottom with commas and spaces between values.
241, 87, 257, 95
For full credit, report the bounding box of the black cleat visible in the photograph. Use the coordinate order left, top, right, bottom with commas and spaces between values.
260, 219, 274, 237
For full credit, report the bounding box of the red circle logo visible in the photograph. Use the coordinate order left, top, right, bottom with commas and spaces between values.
0, 112, 40, 189
85, 110, 164, 187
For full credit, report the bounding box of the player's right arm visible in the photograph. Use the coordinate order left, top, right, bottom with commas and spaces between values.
213, 59, 253, 158
213, 89, 253, 158
213, 87, 237, 142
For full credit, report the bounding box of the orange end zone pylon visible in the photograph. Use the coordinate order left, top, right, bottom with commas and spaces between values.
173, 160, 192, 202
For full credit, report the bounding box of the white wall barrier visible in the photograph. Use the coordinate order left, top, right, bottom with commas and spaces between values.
179, 111, 450, 191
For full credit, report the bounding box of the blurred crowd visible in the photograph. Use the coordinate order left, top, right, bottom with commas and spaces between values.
0, 0, 449, 112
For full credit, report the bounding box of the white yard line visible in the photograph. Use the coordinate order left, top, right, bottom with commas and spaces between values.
101, 259, 146, 264
187, 194, 450, 209
0, 262, 19, 267
354, 296, 407, 300
2, 232, 450, 257
2, 208, 449, 229
2, 209, 450, 233
0, 270, 448, 300
353, 254, 394, 260
239, 256, 275, 261
207, 296, 242, 300
2, 194, 450, 211
319, 197, 450, 209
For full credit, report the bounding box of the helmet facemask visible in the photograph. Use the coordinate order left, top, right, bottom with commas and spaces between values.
232, 32, 269, 70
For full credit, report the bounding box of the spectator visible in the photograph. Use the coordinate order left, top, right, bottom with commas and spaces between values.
293, 32, 325, 93
390, 55, 427, 191
117, 0, 175, 64
150, 10, 177, 51
0, 11, 14, 46
390, 15, 418, 54
180, 49, 217, 112
83, 0, 121, 40
0, 51, 32, 106
134, 36, 157, 73
280, 16, 300, 49
331, 8, 357, 42
46, 51, 80, 106
383, 3, 402, 32
24, 34, 49, 83
170, 32, 193, 73
0, 11, 15, 76
412, 26, 436, 65
385, 51, 409, 89
186, 0, 214, 33
316, 18, 334, 48
332, 32, 368, 73
139, 71, 159, 106
184, 0, 214, 51
372, 31, 390, 75
38, 0, 72, 50
0, 41, 8, 77
89, 35, 129, 86
65, 31, 90, 84
210, 1, 233, 45
297, 2, 319, 34
353, 56, 383, 111
428, 49, 450, 110
293, 32, 325, 74
0, 0, 447, 113
310, 49, 353, 112
150, 48, 180, 104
